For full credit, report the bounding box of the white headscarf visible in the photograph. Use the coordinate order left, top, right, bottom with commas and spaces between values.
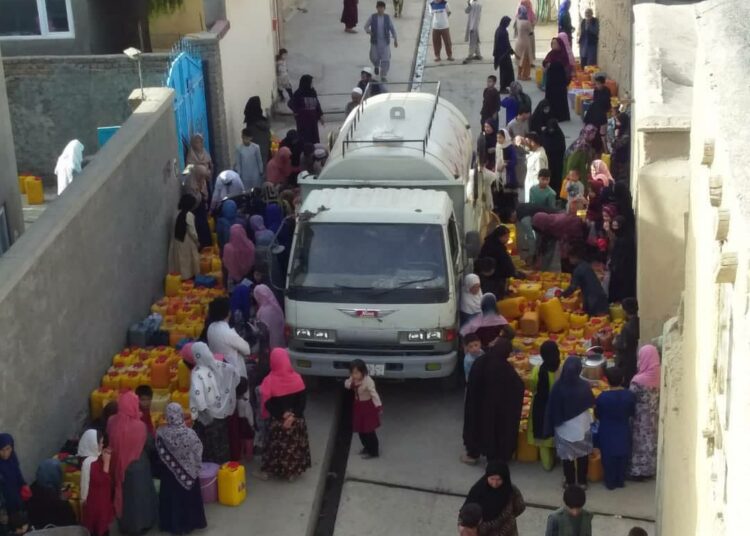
55, 140, 84, 195
189, 342, 240, 422
77, 429, 100, 502
460, 273, 483, 315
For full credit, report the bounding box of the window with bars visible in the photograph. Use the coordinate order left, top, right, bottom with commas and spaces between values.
0, 0, 74, 38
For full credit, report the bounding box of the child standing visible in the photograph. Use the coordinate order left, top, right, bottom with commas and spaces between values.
529, 168, 557, 209
462, 333, 484, 381
275, 49, 293, 102
545, 486, 593, 536
0, 434, 29, 516
562, 169, 585, 212
78, 429, 115, 536
235, 129, 265, 190
345, 360, 383, 459
595, 367, 636, 490
457, 503, 482, 536
135, 385, 155, 437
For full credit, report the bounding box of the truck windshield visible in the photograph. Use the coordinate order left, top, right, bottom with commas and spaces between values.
288, 222, 449, 304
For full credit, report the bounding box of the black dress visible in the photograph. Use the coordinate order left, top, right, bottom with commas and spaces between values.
493, 20, 515, 91
157, 466, 207, 535
543, 124, 567, 195
608, 229, 636, 303
27, 484, 77, 530
262, 391, 312, 479
545, 61, 570, 122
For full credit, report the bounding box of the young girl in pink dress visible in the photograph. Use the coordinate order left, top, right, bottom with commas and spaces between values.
345, 360, 383, 459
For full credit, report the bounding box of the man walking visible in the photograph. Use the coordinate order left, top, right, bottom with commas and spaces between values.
430, 0, 453, 61
364, 1, 398, 82
463, 0, 482, 63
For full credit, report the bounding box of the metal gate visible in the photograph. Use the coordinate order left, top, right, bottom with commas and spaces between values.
166, 47, 209, 170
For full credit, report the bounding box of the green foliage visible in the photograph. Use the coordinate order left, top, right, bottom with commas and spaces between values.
149, 0, 185, 16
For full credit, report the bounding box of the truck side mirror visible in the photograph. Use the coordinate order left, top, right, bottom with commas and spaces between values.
465, 231, 481, 259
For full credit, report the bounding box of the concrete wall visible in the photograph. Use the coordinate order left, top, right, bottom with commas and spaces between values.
631, 3, 694, 342
657, 2, 750, 535
3, 54, 168, 182
0, 87, 179, 476
0, 0, 94, 56
0, 47, 23, 246
590, 0, 632, 94
219, 0, 276, 160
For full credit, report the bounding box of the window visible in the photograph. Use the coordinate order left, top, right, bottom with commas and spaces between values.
0, 0, 74, 39
448, 217, 459, 264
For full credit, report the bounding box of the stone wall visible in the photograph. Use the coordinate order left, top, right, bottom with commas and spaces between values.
0, 48, 23, 247
592, 0, 632, 95
0, 88, 180, 476
2, 54, 168, 182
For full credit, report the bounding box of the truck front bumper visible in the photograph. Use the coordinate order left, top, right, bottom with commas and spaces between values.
288, 348, 458, 379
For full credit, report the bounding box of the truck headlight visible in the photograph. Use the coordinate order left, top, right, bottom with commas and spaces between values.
295, 328, 335, 341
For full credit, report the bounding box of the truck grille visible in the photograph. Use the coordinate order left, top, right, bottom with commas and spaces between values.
300, 341, 437, 356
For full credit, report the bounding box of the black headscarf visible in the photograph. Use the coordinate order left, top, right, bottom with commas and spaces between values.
542, 118, 567, 194
243, 96, 266, 125
464, 461, 513, 521
295, 75, 316, 97
280, 129, 303, 166
532, 341, 561, 439
175, 194, 196, 241
493, 17, 513, 61
613, 182, 635, 233
530, 99, 552, 134
544, 358, 595, 437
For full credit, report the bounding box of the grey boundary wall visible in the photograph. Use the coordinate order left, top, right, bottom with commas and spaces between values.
0, 87, 180, 476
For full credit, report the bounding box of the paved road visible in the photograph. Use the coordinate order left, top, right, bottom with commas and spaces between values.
273, 0, 657, 534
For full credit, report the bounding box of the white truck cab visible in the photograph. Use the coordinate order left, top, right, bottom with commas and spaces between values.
278, 88, 489, 378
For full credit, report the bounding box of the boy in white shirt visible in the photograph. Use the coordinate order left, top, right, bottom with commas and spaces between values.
430, 0, 453, 61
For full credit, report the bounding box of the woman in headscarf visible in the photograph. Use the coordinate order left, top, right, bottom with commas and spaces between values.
497, 128, 518, 192
462, 461, 525, 536
629, 345, 661, 480
544, 358, 595, 489
557, 31, 576, 78
528, 340, 561, 471
530, 99, 552, 135
612, 181, 635, 234
27, 459, 76, 530
460, 273, 483, 326
55, 139, 84, 195
543, 38, 571, 122
258, 349, 311, 481
211, 169, 245, 211
590, 159, 614, 187
264, 202, 284, 234
267, 147, 296, 185
0, 435, 29, 517
280, 129, 304, 167
564, 124, 600, 189
186, 133, 213, 177
250, 215, 275, 272
290, 75, 324, 144
517, 0, 537, 63
168, 194, 201, 280
542, 118, 567, 195
501, 81, 531, 124
190, 342, 241, 464
223, 224, 255, 288
184, 163, 213, 249
243, 96, 272, 165
462, 338, 525, 464
514, 8, 533, 81
611, 111, 631, 183
77, 429, 113, 536
557, 0, 573, 42
107, 391, 158, 535
613, 297, 639, 386
215, 199, 245, 252
532, 212, 586, 272
254, 284, 286, 349
492, 17, 516, 93
156, 403, 207, 535
478, 121, 498, 171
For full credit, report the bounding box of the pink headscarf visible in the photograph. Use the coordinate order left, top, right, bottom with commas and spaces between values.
518, 0, 537, 25
107, 392, 147, 516
266, 147, 294, 185
223, 224, 255, 281
557, 32, 576, 69
259, 348, 305, 418
632, 345, 661, 389
253, 284, 286, 349
590, 159, 614, 186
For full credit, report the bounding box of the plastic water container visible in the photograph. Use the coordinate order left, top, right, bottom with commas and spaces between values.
587, 448, 604, 482
151, 389, 171, 413
601, 153, 611, 169
25, 177, 44, 205
569, 312, 589, 328
177, 360, 191, 390
120, 370, 144, 391
172, 389, 190, 411
497, 296, 526, 320
218, 462, 247, 506
538, 298, 568, 333
90, 387, 116, 420
199, 463, 220, 503
165, 273, 182, 297
519, 310, 540, 337
101, 371, 122, 390
517, 283, 543, 302
516, 429, 539, 462
18, 175, 27, 194
584, 316, 610, 339
609, 303, 625, 322
150, 356, 171, 389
